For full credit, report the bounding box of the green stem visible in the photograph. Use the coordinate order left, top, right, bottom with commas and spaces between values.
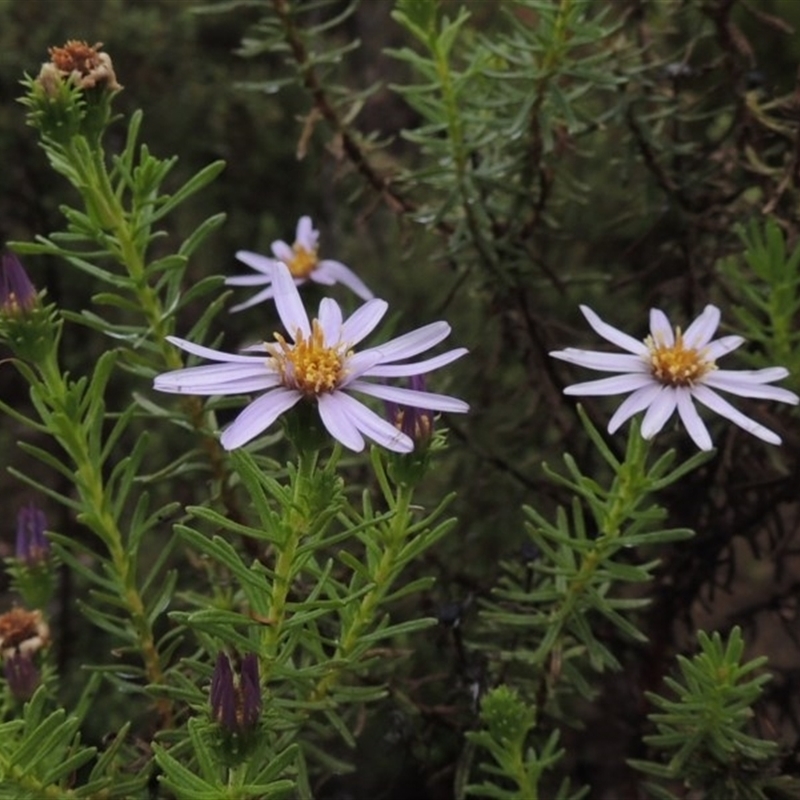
36, 351, 170, 723
432, 28, 498, 273
310, 482, 414, 703
62, 129, 246, 528
262, 450, 318, 661
535, 436, 649, 664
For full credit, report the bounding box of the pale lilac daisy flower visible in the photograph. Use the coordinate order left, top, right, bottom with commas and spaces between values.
550, 304, 799, 450
155, 262, 468, 453
226, 215, 373, 312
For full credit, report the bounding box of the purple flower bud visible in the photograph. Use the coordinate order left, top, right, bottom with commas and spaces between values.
1, 253, 38, 316
210, 652, 261, 734
15, 504, 50, 567
4, 651, 40, 701
210, 652, 237, 731
239, 654, 261, 729
385, 374, 434, 447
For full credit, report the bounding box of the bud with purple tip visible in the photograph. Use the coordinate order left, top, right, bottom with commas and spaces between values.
385, 374, 435, 448
210, 652, 262, 735
4, 651, 40, 701
1, 253, 38, 317
0, 252, 59, 363
15, 504, 50, 568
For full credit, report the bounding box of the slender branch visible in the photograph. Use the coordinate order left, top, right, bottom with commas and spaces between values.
271, 0, 419, 219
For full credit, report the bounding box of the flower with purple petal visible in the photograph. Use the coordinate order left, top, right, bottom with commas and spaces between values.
226, 216, 374, 312
155, 262, 468, 453
550, 304, 799, 450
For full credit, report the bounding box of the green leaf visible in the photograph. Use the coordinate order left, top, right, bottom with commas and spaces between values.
151, 161, 226, 221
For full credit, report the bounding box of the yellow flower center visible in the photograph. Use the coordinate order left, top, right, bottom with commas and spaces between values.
288, 244, 319, 279
647, 329, 714, 387
267, 319, 347, 396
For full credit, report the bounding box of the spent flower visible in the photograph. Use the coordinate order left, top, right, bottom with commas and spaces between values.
155, 262, 468, 453
40, 40, 121, 93
550, 304, 799, 450
24, 41, 121, 148
226, 216, 374, 312
0, 608, 49, 660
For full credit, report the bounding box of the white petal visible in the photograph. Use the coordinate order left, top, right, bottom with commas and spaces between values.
365, 348, 468, 377
295, 216, 318, 250
363, 321, 451, 364
271, 240, 293, 262
649, 309, 674, 347
163, 375, 282, 395
341, 299, 388, 346
317, 392, 365, 452
235, 250, 276, 275
157, 362, 267, 385
550, 348, 648, 373
348, 381, 469, 413
220, 389, 301, 450
309, 269, 336, 286
225, 274, 272, 287
683, 305, 720, 348
640, 386, 678, 439
563, 373, 653, 396
579, 305, 648, 355
166, 336, 265, 364
704, 335, 743, 360
154, 363, 276, 394
318, 298, 343, 343
712, 366, 789, 384
607, 383, 663, 433
702, 372, 799, 404
272, 262, 311, 339
229, 286, 279, 313
691, 384, 781, 445
675, 387, 713, 450
330, 391, 413, 453
240, 342, 269, 353
317, 259, 374, 301
341, 350, 387, 384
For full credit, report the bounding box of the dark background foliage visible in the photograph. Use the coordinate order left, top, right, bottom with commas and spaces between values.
2, 1, 800, 797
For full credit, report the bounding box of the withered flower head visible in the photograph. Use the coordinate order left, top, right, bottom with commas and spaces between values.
0, 608, 49, 659
42, 40, 121, 93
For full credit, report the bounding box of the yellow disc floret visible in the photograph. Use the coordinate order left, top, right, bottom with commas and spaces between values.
267, 319, 346, 395
288, 243, 319, 279
647, 328, 714, 387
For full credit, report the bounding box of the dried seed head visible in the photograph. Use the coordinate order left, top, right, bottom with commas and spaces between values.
42, 40, 121, 92
0, 608, 49, 659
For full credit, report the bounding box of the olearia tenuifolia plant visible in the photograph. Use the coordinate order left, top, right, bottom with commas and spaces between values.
1, 1, 800, 797
0, 37, 473, 800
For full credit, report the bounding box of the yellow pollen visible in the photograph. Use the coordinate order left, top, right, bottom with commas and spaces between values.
267, 319, 346, 396
647, 329, 713, 387
288, 244, 319, 279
